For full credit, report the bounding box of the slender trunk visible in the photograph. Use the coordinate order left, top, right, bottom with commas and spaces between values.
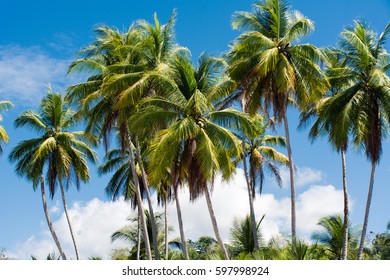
127, 132, 152, 260
341, 148, 349, 260
243, 146, 259, 252
164, 195, 169, 260
204, 187, 229, 260
134, 136, 160, 260
357, 162, 376, 260
137, 207, 141, 260
173, 186, 189, 260
40, 176, 67, 260
241, 98, 259, 251
59, 179, 79, 260
283, 114, 296, 242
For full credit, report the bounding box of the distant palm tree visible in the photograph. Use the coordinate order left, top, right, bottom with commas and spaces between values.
229, 214, 264, 258
312, 215, 360, 260
228, 0, 329, 242
0, 101, 12, 153
111, 210, 174, 260
9, 89, 97, 260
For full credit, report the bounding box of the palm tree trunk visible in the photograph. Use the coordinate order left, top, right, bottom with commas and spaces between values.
357, 162, 376, 260
126, 132, 152, 260
283, 114, 297, 242
137, 207, 141, 260
173, 186, 189, 260
59, 179, 80, 260
134, 136, 160, 260
204, 187, 229, 260
241, 98, 259, 252
340, 148, 349, 260
164, 195, 169, 260
242, 146, 259, 252
40, 176, 67, 260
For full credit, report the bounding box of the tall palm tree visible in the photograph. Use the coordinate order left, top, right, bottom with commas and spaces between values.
227, 0, 329, 242
315, 20, 390, 259
66, 24, 154, 260
9, 90, 97, 260
240, 115, 288, 251
67, 13, 185, 260
132, 53, 254, 260
0, 101, 12, 153
312, 215, 360, 260
299, 47, 353, 259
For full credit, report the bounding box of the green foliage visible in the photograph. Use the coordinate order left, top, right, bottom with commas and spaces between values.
9, 89, 97, 196
312, 215, 360, 259
229, 214, 264, 257
111, 210, 175, 260
228, 0, 329, 120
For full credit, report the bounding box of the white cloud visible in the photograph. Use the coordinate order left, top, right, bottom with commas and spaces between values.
0, 45, 80, 105
8, 169, 345, 259
9, 198, 131, 260
280, 166, 324, 188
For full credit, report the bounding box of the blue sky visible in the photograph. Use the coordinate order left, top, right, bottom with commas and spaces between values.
0, 0, 390, 259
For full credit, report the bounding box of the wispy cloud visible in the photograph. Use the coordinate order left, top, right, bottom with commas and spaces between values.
0, 45, 80, 105
8, 168, 345, 259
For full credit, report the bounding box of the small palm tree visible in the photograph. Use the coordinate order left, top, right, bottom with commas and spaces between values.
111, 210, 174, 260
312, 215, 360, 260
9, 89, 97, 260
229, 214, 264, 258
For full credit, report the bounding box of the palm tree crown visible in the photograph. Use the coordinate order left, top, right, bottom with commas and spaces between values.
9, 89, 97, 194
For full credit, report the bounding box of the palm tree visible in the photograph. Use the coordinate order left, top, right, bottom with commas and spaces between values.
67, 23, 154, 260
0, 101, 13, 153
227, 0, 329, 242
241, 115, 288, 251
132, 53, 254, 260
299, 47, 353, 259
314, 20, 390, 259
9, 89, 97, 260
111, 210, 175, 260
67, 13, 185, 260
229, 214, 264, 258
312, 215, 360, 260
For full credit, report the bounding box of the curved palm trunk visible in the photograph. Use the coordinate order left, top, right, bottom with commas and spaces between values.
340, 148, 349, 260
164, 195, 169, 260
134, 136, 160, 260
40, 176, 67, 260
204, 187, 229, 260
283, 114, 297, 242
127, 133, 152, 260
59, 179, 80, 260
357, 162, 376, 260
173, 186, 189, 260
